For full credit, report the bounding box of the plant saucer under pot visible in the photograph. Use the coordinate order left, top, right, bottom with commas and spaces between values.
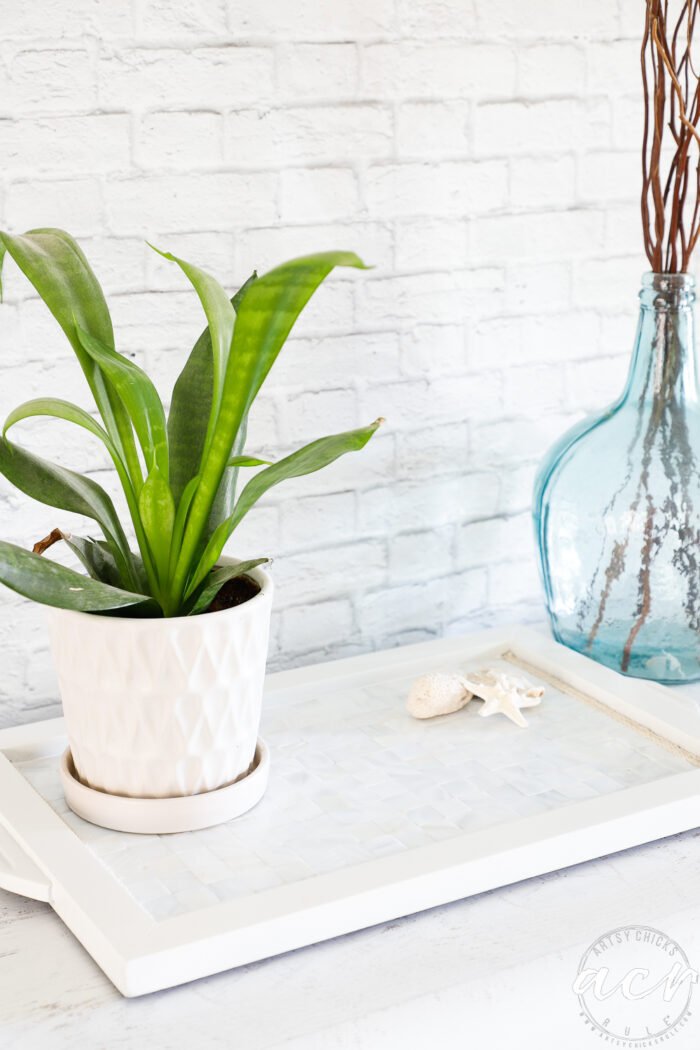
49, 559, 273, 835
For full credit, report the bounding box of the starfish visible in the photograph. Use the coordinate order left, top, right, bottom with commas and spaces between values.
462, 669, 544, 728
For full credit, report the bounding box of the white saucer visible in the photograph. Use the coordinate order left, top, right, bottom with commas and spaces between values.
60, 740, 269, 834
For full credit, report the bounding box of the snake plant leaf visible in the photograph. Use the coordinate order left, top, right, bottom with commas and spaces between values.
0, 229, 141, 484
2, 395, 159, 598
185, 419, 381, 598
167, 272, 257, 510
4, 397, 118, 458
0, 229, 113, 353
168, 473, 200, 580
149, 246, 235, 447
1, 399, 145, 588
0, 541, 159, 615
66, 533, 148, 592
75, 323, 169, 481
226, 455, 271, 467
173, 252, 367, 600
0, 437, 135, 583
167, 322, 214, 507
210, 277, 259, 528
104, 537, 149, 592
229, 251, 366, 412
60, 533, 127, 588
184, 516, 229, 597
230, 419, 383, 531
186, 557, 269, 616
209, 412, 248, 547
138, 465, 175, 589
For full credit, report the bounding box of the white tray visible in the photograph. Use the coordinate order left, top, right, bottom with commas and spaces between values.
2, 626, 700, 997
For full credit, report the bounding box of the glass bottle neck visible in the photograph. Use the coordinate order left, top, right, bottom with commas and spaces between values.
624, 273, 700, 406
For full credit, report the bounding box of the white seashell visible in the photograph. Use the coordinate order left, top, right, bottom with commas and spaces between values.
462, 669, 544, 728
644, 651, 684, 678
407, 672, 473, 719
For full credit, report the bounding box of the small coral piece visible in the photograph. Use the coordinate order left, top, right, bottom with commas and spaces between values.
406, 672, 473, 719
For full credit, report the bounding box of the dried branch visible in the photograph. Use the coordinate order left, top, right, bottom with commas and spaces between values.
32, 528, 63, 556
643, 0, 700, 271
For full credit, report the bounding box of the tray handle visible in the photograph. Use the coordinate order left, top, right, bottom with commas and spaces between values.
0, 823, 51, 902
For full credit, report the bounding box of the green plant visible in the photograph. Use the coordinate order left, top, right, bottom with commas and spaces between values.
0, 229, 381, 617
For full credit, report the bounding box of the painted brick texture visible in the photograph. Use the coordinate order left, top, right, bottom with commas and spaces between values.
0, 1, 644, 723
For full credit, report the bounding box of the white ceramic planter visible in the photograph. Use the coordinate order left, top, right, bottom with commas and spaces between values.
46, 561, 273, 801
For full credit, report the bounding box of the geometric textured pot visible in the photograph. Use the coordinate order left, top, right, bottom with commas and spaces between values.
46, 560, 273, 800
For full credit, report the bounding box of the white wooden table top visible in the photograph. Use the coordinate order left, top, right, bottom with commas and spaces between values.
2, 669, 700, 1049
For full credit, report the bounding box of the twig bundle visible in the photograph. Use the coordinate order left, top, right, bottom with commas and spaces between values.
642, 0, 700, 272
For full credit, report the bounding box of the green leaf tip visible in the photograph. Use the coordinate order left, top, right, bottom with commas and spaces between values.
146, 241, 176, 263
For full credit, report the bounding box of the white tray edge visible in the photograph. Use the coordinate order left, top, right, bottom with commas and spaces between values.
1, 625, 700, 997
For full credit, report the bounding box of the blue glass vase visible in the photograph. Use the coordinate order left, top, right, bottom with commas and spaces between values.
534, 273, 700, 682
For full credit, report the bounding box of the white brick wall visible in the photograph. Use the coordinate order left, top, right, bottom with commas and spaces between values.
0, 0, 646, 724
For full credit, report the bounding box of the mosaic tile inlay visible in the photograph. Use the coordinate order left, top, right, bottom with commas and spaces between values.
15, 656, 692, 921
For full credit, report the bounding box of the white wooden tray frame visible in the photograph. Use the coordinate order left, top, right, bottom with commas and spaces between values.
1, 626, 700, 998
